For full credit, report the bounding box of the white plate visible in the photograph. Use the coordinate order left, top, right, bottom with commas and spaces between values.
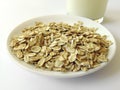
7, 15, 116, 78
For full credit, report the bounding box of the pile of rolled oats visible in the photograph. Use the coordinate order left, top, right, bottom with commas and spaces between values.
9, 21, 112, 72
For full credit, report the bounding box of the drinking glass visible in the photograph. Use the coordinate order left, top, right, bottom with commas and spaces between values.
67, 0, 108, 23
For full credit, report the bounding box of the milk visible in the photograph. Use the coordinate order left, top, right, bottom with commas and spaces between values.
67, 0, 108, 20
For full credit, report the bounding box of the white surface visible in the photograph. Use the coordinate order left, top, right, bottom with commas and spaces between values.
0, 0, 120, 90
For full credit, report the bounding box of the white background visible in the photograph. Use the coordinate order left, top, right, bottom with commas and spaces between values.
0, 0, 120, 90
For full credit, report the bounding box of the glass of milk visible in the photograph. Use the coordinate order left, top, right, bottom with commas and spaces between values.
67, 0, 108, 23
